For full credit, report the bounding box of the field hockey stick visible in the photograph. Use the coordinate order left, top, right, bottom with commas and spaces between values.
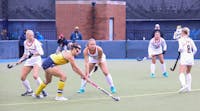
136, 57, 147, 61
7, 52, 33, 69
86, 79, 120, 101
93, 65, 98, 72
7, 58, 27, 69
170, 52, 180, 71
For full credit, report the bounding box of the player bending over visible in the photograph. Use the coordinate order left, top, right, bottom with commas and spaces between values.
178, 27, 197, 93
33, 43, 86, 101
77, 38, 116, 94
148, 30, 168, 78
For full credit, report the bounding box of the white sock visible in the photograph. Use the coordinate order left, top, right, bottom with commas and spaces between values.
186, 73, 192, 91
80, 72, 93, 89
35, 77, 43, 87
179, 73, 186, 87
105, 74, 114, 87
151, 63, 155, 74
161, 63, 166, 73
22, 80, 32, 92
80, 79, 87, 89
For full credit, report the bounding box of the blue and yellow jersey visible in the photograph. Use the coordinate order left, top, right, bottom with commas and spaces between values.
50, 51, 69, 65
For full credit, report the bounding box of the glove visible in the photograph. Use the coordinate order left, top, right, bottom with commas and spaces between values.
28, 52, 34, 58
162, 50, 166, 55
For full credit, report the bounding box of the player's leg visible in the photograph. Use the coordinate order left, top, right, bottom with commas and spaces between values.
158, 54, 168, 77
178, 64, 187, 93
186, 65, 192, 92
77, 63, 95, 93
21, 66, 33, 96
32, 64, 48, 97
34, 71, 50, 98
99, 61, 116, 93
150, 55, 156, 78
48, 66, 67, 101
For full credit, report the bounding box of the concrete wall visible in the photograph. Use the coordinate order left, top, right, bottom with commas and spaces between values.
0, 40, 200, 59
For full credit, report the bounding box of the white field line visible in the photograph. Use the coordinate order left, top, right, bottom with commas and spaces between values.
1, 88, 200, 107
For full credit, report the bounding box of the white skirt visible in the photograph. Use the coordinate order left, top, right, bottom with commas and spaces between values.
89, 54, 106, 63
24, 56, 42, 67
180, 53, 194, 65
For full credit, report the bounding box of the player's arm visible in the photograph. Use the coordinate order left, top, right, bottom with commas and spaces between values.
18, 42, 29, 63
83, 48, 90, 77
162, 39, 167, 54
191, 40, 197, 55
178, 39, 183, 53
34, 41, 44, 56
64, 52, 85, 78
148, 39, 153, 58
97, 46, 103, 62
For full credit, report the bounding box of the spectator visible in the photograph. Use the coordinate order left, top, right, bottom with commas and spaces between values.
56, 34, 69, 53
0, 29, 8, 40
35, 31, 44, 41
19, 29, 27, 57
70, 26, 82, 43
151, 24, 164, 39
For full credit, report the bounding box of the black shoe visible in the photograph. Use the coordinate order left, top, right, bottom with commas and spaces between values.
42, 90, 48, 97
21, 90, 33, 96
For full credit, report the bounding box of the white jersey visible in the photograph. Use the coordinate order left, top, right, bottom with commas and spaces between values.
23, 38, 44, 66
88, 47, 106, 63
148, 37, 167, 56
178, 37, 197, 65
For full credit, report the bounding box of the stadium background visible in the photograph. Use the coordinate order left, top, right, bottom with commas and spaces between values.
0, 0, 200, 59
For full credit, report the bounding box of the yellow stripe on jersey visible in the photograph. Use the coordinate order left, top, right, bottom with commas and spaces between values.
50, 52, 69, 65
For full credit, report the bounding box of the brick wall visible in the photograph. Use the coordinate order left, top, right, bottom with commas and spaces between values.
56, 1, 126, 40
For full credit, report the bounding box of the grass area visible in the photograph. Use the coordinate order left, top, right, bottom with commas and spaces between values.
0, 59, 200, 111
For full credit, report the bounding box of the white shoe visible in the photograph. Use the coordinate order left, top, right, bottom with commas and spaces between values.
32, 93, 44, 99
178, 85, 188, 93
55, 96, 68, 101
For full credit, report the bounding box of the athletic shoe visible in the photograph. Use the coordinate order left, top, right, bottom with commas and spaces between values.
150, 73, 155, 78
110, 86, 116, 94
21, 90, 33, 96
77, 88, 85, 94
163, 72, 169, 77
178, 85, 188, 93
55, 96, 68, 101
42, 90, 48, 97
32, 93, 43, 99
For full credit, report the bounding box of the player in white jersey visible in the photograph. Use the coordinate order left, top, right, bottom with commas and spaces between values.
77, 38, 116, 94
148, 30, 168, 78
173, 25, 182, 40
17, 30, 47, 97
178, 27, 197, 93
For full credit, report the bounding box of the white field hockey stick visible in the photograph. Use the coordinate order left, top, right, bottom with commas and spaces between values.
86, 79, 120, 101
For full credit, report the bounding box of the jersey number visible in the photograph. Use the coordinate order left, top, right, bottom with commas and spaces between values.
187, 45, 191, 53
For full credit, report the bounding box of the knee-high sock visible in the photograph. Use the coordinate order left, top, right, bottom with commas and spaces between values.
35, 82, 46, 96
80, 79, 87, 89
151, 63, 155, 74
186, 73, 192, 91
79, 72, 93, 89
161, 63, 166, 73
105, 74, 114, 87
179, 73, 186, 87
57, 80, 65, 97
22, 79, 32, 92
35, 77, 43, 86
